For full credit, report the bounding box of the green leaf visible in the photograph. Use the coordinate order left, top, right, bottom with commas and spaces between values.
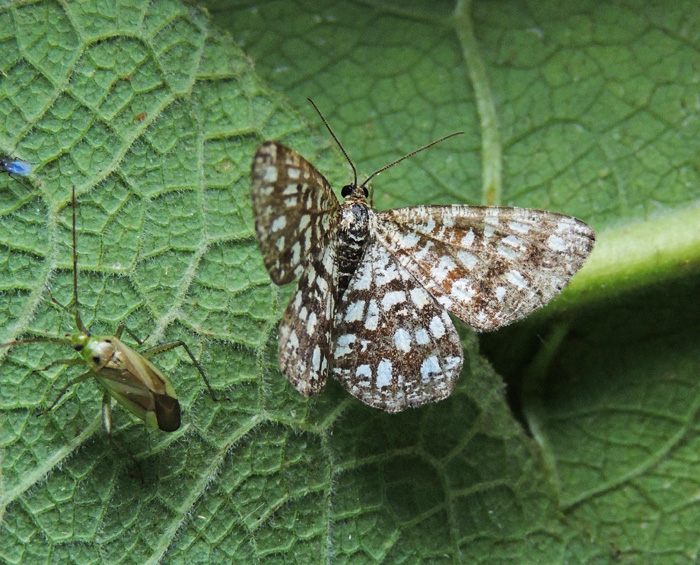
1, 0, 698, 563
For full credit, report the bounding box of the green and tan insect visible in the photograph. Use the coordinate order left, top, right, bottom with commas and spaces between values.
1, 186, 217, 433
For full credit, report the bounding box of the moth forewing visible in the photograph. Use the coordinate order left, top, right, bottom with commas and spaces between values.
375, 205, 596, 331
251, 141, 341, 285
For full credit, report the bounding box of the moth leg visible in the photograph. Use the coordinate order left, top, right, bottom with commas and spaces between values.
38, 370, 92, 415
140, 340, 221, 401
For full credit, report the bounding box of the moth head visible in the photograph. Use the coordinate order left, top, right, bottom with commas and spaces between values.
341, 184, 369, 199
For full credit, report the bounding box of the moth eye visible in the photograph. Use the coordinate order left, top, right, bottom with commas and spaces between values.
362, 186, 369, 198
92, 356, 101, 364
341, 185, 354, 198
105, 339, 112, 343
74, 345, 83, 351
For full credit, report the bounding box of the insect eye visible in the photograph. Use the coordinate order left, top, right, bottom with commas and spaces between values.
74, 345, 83, 351
105, 339, 111, 343
92, 356, 101, 364
341, 185, 354, 198
362, 186, 369, 198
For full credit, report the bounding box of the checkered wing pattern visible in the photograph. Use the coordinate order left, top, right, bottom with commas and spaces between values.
278, 238, 339, 396
375, 206, 596, 331
332, 240, 463, 412
252, 136, 596, 413
251, 142, 340, 284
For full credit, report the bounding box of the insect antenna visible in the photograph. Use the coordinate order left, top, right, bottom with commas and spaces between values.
307, 100, 464, 191
69, 185, 88, 334
359, 131, 465, 190
307, 98, 358, 188
0, 336, 71, 349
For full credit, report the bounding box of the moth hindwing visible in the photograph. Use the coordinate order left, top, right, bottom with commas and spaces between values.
1, 186, 218, 433
251, 118, 595, 413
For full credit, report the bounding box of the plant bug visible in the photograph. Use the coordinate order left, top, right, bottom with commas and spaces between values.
0, 186, 218, 433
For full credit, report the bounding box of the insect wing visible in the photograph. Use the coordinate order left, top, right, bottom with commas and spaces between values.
376, 206, 595, 331
93, 340, 180, 431
1, 158, 32, 176
251, 142, 341, 284
332, 240, 463, 412
278, 237, 339, 397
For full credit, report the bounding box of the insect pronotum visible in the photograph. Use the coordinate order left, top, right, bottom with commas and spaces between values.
0, 186, 218, 433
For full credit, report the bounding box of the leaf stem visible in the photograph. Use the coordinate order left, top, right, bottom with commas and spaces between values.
453, 0, 502, 206
544, 204, 700, 312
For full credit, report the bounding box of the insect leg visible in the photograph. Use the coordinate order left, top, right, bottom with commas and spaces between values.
35, 357, 84, 372
141, 340, 220, 401
101, 391, 113, 435
38, 369, 92, 415
47, 290, 73, 314
114, 324, 150, 345
102, 392, 145, 483
114, 323, 222, 401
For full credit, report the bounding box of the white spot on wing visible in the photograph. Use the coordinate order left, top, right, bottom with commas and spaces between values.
271, 216, 287, 232
365, 300, 380, 330
393, 328, 411, 352
381, 290, 406, 310
307, 311, 318, 333
457, 250, 478, 269
401, 231, 420, 247
335, 334, 356, 357
376, 359, 393, 388
547, 234, 568, 252
495, 286, 507, 301
429, 315, 445, 338
430, 256, 457, 283
312, 346, 321, 371
508, 221, 530, 234
461, 230, 475, 247
502, 235, 522, 248
345, 300, 365, 322
420, 356, 441, 382
415, 329, 430, 345
410, 287, 431, 309
263, 167, 277, 183
298, 214, 311, 231
506, 270, 529, 290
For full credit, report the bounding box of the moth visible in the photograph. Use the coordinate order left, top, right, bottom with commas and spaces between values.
251, 102, 595, 412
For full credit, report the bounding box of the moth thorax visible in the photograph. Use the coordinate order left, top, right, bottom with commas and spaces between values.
336, 200, 370, 298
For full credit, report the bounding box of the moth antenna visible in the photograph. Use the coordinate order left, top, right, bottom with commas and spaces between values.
360, 132, 465, 189
307, 98, 358, 188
